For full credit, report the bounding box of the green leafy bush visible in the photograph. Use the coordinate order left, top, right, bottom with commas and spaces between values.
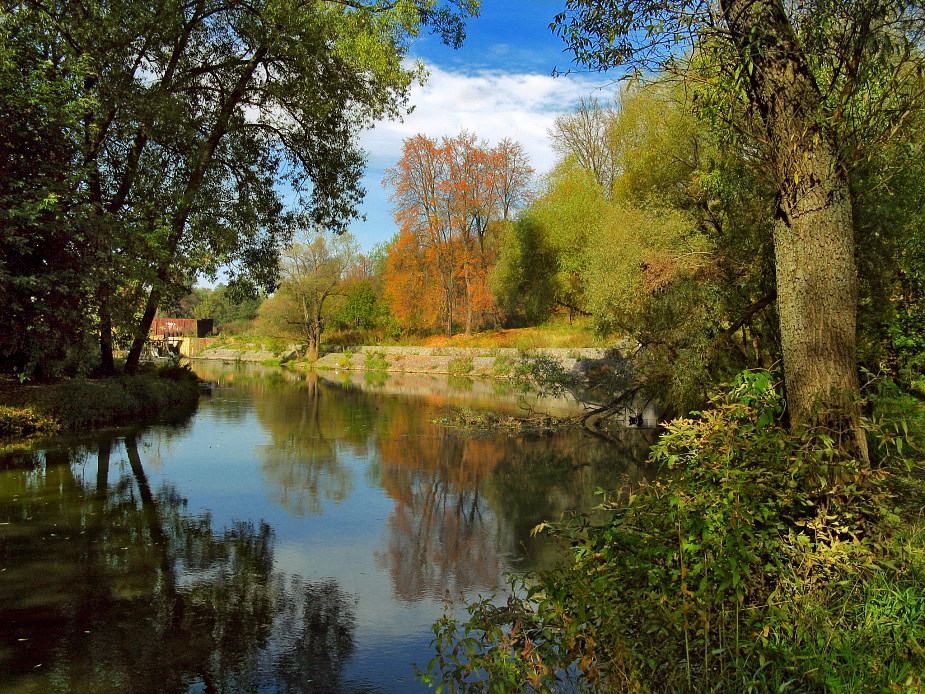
365, 351, 390, 372
0, 406, 58, 437
1, 365, 201, 435
422, 372, 925, 692
447, 356, 474, 377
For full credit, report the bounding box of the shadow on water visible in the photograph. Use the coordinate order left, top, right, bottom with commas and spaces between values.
0, 434, 365, 693
1, 361, 657, 692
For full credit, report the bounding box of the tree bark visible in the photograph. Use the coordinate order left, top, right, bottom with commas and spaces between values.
720, 0, 868, 461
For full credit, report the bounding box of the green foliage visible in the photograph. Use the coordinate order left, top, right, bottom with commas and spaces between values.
447, 356, 474, 377
423, 372, 925, 692
518, 82, 777, 415
0, 365, 200, 434
528, 161, 608, 316
258, 232, 359, 357
335, 280, 388, 331
852, 128, 925, 393
489, 356, 517, 378
0, 10, 98, 378
182, 285, 261, 328
0, 406, 58, 438
2, 0, 479, 374
491, 218, 559, 326
364, 351, 390, 372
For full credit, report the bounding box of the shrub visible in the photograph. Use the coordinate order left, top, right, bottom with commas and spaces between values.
422, 372, 925, 692
490, 356, 517, 378
447, 356, 474, 377
337, 351, 353, 369
0, 406, 58, 437
365, 351, 389, 372
0, 365, 201, 435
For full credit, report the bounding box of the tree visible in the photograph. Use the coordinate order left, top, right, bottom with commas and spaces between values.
491, 217, 558, 326
384, 131, 533, 334
0, 9, 96, 378
10, 0, 478, 374
259, 233, 358, 361
527, 160, 608, 319
549, 96, 617, 195
335, 280, 384, 331
552, 0, 925, 458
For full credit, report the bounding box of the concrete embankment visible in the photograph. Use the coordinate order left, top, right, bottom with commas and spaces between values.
192, 344, 630, 378
312, 346, 623, 378
193, 346, 299, 363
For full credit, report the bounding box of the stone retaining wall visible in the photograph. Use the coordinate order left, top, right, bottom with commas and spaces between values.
192, 344, 629, 378
313, 346, 625, 378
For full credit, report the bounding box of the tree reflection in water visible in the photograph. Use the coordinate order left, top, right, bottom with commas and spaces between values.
198, 364, 654, 604
0, 434, 360, 693
373, 409, 653, 600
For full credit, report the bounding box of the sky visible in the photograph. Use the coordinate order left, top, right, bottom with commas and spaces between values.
347, 0, 618, 251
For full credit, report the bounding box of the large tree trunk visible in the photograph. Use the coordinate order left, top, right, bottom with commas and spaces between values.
463, 266, 473, 335
775, 146, 867, 459
308, 320, 322, 362
124, 286, 161, 373
720, 0, 868, 461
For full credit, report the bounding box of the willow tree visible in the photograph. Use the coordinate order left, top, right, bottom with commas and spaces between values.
553, 0, 925, 457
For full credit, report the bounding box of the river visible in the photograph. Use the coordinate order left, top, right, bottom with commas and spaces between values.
0, 362, 653, 693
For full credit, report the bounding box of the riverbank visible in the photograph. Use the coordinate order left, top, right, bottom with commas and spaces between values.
193, 344, 627, 378
0, 365, 202, 438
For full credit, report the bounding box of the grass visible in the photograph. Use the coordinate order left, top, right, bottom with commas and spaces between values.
0, 364, 201, 437
208, 333, 295, 354
324, 314, 609, 350
419, 315, 607, 349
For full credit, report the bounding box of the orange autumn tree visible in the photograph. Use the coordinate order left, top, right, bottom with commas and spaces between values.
384, 132, 533, 335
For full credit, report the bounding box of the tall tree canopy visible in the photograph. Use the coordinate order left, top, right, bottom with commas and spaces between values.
552, 0, 925, 458
0, 0, 478, 376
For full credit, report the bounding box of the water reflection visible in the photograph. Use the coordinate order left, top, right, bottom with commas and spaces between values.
1, 362, 654, 692
0, 436, 360, 693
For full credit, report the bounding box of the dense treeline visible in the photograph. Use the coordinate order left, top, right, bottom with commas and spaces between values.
231, 81, 923, 418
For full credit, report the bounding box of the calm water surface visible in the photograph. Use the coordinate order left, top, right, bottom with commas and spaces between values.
0, 363, 653, 693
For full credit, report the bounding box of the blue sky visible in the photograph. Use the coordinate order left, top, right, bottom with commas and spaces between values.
348, 0, 616, 251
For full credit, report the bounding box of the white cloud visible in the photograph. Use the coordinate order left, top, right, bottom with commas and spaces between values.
346, 63, 615, 249
360, 62, 612, 174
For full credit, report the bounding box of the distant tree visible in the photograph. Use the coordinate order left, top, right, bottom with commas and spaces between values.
527, 161, 608, 318
384, 132, 533, 334
383, 229, 445, 334
491, 217, 558, 326
259, 233, 358, 361
334, 281, 383, 331
549, 97, 617, 195
195, 286, 261, 326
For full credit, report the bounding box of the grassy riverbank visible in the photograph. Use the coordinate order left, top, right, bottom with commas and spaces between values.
0, 365, 202, 438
